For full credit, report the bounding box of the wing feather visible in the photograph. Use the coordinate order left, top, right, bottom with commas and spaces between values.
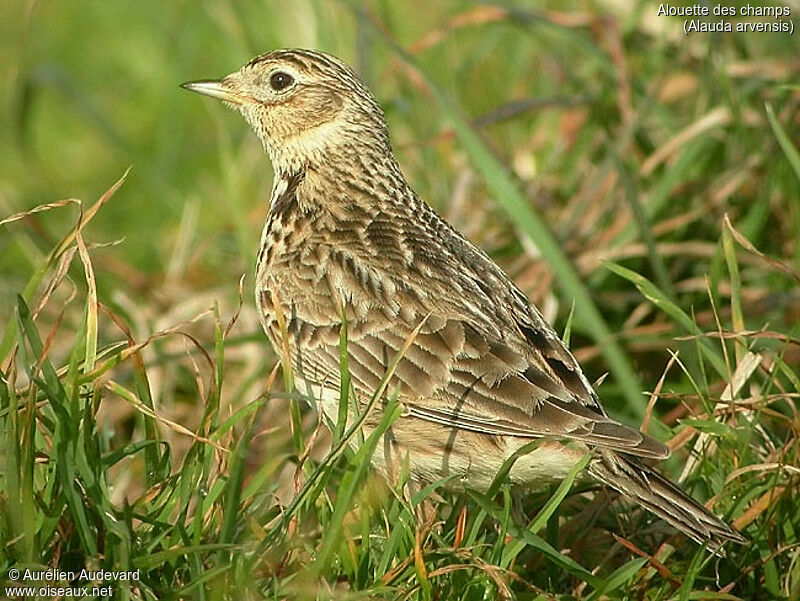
263, 210, 666, 460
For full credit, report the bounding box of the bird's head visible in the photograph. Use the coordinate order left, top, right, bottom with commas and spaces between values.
182, 49, 392, 175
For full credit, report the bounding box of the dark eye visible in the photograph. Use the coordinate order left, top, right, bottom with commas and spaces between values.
269, 71, 294, 91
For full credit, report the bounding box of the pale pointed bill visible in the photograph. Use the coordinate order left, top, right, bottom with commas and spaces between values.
180, 80, 241, 104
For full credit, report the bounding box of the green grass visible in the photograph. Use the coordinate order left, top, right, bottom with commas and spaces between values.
2, 1, 800, 599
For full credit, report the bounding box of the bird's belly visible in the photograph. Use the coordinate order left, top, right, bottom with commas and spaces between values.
502, 438, 589, 488
370, 418, 589, 492
292, 375, 588, 492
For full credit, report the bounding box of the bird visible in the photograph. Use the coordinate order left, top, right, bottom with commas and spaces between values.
182, 48, 745, 551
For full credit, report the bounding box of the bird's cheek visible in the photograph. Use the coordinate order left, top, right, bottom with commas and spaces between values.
293, 89, 344, 131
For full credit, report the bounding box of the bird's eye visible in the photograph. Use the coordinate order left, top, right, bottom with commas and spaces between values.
269, 71, 294, 91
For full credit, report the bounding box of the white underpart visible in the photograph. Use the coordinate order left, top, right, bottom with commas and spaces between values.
503, 439, 587, 487
294, 374, 588, 492
267, 120, 343, 175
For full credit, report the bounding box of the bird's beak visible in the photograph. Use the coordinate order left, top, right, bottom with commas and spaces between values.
180, 80, 242, 104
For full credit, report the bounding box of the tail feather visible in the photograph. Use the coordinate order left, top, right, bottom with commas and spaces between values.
588, 453, 746, 552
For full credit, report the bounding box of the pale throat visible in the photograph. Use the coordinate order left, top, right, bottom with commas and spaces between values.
262, 118, 347, 178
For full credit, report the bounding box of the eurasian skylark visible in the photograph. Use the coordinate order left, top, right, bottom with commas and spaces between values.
182, 49, 744, 551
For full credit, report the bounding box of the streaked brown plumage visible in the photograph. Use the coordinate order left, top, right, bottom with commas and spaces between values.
182, 49, 744, 550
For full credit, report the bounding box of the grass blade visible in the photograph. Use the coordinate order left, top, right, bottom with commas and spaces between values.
314, 397, 403, 574
468, 489, 602, 589
765, 102, 800, 184
604, 261, 727, 377
501, 453, 591, 568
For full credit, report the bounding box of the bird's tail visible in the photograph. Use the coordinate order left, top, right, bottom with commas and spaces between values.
588, 452, 746, 553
